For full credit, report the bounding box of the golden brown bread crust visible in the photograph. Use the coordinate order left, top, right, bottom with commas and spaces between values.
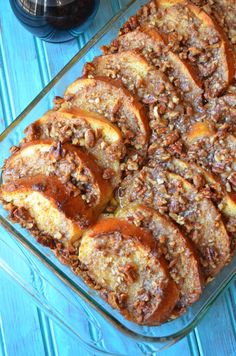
104, 26, 203, 110
116, 204, 203, 313
24, 108, 124, 187
64, 77, 150, 149
78, 217, 179, 325
118, 167, 231, 278
3, 140, 113, 213
120, 0, 235, 97
0, 175, 95, 245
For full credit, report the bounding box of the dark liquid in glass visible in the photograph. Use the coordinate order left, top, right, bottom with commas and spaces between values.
10, 0, 100, 42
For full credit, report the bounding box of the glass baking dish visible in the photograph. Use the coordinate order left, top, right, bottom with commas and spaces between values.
0, 0, 235, 353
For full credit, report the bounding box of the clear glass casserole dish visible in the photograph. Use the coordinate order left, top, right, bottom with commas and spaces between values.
0, 0, 235, 353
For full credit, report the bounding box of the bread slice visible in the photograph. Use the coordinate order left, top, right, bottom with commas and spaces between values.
206, 94, 236, 135
0, 176, 95, 247
185, 127, 236, 193
192, 0, 236, 80
116, 203, 202, 313
78, 217, 179, 325
184, 93, 236, 141
64, 77, 149, 149
191, 0, 236, 50
118, 167, 231, 277
104, 26, 203, 110
209, 0, 236, 46
166, 158, 236, 208
3, 140, 113, 213
120, 0, 235, 97
24, 108, 124, 187
83, 51, 183, 127
158, 158, 236, 250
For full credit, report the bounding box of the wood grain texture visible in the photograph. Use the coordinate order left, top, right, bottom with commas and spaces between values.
0, 1, 235, 355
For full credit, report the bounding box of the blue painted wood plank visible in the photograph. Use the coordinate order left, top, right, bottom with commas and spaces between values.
226, 283, 236, 339
0, 318, 8, 356
39, 39, 79, 81
0, 91, 6, 134
47, 321, 92, 356
0, 31, 16, 125
0, 1, 44, 118
36, 310, 59, 356
157, 333, 196, 356
194, 284, 236, 356
0, 272, 47, 356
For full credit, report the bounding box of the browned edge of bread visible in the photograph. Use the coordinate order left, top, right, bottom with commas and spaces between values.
78, 217, 179, 325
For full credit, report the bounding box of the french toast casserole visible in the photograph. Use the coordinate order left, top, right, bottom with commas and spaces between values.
1, 0, 236, 325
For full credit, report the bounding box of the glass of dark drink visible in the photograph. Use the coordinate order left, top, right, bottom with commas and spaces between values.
9, 0, 100, 43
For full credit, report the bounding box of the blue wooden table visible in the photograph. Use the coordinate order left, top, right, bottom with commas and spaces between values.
0, 1, 235, 355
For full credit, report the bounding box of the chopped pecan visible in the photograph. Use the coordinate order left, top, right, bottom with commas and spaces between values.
84, 129, 95, 148
119, 264, 138, 284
